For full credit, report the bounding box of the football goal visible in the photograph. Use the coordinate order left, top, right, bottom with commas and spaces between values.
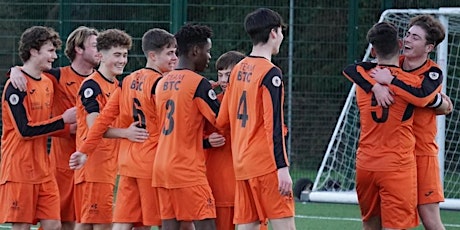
306, 8, 460, 210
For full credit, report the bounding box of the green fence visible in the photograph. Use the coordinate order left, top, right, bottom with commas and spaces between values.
1, 0, 459, 183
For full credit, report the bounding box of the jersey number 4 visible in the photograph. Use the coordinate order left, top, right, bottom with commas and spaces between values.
162, 99, 175, 135
237, 90, 249, 127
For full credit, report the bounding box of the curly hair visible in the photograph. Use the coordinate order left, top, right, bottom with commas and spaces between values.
18, 26, 62, 62
409, 15, 445, 48
65, 26, 98, 62
97, 29, 132, 51
174, 23, 212, 56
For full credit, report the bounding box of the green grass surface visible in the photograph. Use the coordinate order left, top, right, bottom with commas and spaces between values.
2, 202, 459, 229
294, 202, 460, 230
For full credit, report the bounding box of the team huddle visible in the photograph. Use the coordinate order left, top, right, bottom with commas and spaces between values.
0, 8, 295, 230
0, 5, 454, 230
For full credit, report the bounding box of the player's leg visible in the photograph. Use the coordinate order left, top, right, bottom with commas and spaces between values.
137, 178, 161, 228
113, 176, 141, 230
356, 168, 381, 230
193, 219, 216, 230
417, 156, 445, 230
36, 180, 61, 230
179, 221, 195, 230
234, 180, 261, 230
378, 168, 418, 230
54, 167, 76, 230
215, 206, 234, 230
74, 182, 113, 230
172, 185, 216, 230
256, 171, 295, 230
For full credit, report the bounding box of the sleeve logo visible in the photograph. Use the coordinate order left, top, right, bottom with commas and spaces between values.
208, 89, 217, 100
272, 76, 282, 87
9, 94, 19, 105
84, 88, 94, 98
429, 72, 439, 80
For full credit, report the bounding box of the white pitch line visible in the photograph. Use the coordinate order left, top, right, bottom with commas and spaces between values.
295, 215, 460, 228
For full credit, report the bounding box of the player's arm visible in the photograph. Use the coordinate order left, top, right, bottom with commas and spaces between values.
435, 92, 453, 115
79, 79, 102, 128
194, 78, 221, 125
8, 66, 60, 92
388, 67, 443, 107
215, 83, 230, 130
4, 82, 72, 139
261, 67, 292, 196
343, 62, 394, 107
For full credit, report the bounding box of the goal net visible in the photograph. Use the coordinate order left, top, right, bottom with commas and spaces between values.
307, 8, 460, 210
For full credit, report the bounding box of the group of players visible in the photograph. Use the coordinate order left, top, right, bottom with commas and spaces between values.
343, 15, 453, 230
0, 7, 295, 230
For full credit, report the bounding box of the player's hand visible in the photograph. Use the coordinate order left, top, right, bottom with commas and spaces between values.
69, 123, 77, 134
208, 132, 225, 147
436, 93, 453, 115
10, 66, 28, 92
209, 80, 219, 89
125, 121, 149, 142
69, 151, 88, 170
370, 67, 394, 85
62, 107, 77, 124
277, 167, 293, 196
371, 83, 394, 108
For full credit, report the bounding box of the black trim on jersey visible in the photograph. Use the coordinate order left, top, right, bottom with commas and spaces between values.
145, 67, 163, 76
21, 70, 42, 81
203, 138, 212, 149
79, 79, 102, 114
119, 79, 123, 88
262, 67, 287, 169
4, 83, 65, 137
343, 62, 377, 93
390, 66, 443, 99
151, 77, 162, 95
194, 78, 220, 115
402, 104, 415, 122
46, 67, 61, 81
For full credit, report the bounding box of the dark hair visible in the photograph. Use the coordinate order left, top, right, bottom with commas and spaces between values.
366, 22, 400, 60
18, 26, 62, 62
174, 23, 213, 56
142, 28, 176, 56
216, 51, 246, 70
244, 8, 285, 45
97, 29, 132, 51
65, 26, 98, 61
409, 15, 445, 48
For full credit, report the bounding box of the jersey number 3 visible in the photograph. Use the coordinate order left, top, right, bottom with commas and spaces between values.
162, 99, 175, 135
237, 90, 249, 127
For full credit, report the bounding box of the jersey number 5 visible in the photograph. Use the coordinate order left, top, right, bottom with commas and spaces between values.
132, 98, 146, 128
237, 90, 249, 127
162, 99, 175, 135
371, 94, 389, 123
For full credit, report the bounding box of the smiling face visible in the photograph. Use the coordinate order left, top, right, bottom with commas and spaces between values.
34, 40, 58, 71
99, 46, 128, 78
402, 25, 434, 59
154, 45, 178, 73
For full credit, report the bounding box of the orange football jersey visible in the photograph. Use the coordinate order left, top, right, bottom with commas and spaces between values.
153, 69, 220, 188
74, 70, 119, 184
0, 71, 68, 184
79, 68, 162, 179
216, 56, 288, 180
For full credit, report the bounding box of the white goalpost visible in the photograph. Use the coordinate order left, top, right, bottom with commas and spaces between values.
306, 8, 460, 210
